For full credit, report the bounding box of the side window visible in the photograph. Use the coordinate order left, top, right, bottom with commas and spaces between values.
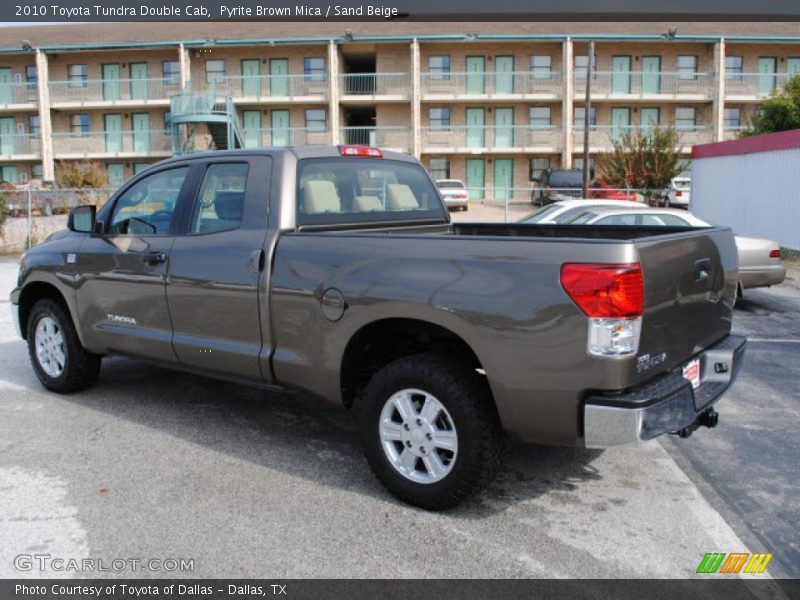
658, 214, 691, 226
598, 214, 637, 226
108, 167, 189, 235
190, 163, 249, 234
641, 215, 667, 226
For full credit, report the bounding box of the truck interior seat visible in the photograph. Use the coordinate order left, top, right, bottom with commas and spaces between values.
386, 184, 419, 210
352, 196, 383, 212
304, 180, 342, 213
197, 190, 244, 232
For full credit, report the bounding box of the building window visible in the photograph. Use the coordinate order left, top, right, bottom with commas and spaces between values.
70, 114, 90, 135
529, 158, 550, 182
677, 56, 698, 80
133, 162, 150, 175
26, 65, 37, 89
428, 158, 450, 180
428, 56, 451, 80
164, 111, 173, 131
574, 106, 596, 129
163, 61, 180, 83
303, 57, 326, 81
205, 60, 226, 84
32, 164, 43, 179
725, 56, 743, 81
529, 106, 551, 128
28, 116, 40, 136
724, 107, 741, 129
575, 55, 596, 79
530, 55, 552, 79
68, 64, 88, 88
0, 166, 18, 184
305, 109, 326, 131
675, 107, 697, 130
574, 157, 595, 174
429, 107, 451, 130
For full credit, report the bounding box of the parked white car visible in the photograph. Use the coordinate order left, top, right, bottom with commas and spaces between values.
519, 199, 646, 225
664, 177, 691, 208
436, 179, 469, 211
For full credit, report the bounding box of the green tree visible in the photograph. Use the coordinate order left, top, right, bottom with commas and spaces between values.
0, 193, 8, 237
55, 160, 109, 189
741, 75, 800, 136
596, 126, 685, 206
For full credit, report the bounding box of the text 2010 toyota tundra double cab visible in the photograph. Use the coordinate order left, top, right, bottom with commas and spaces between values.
11, 146, 745, 509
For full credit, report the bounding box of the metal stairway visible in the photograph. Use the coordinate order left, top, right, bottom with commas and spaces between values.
169, 86, 244, 154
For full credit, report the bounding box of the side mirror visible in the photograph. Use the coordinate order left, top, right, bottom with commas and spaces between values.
67, 205, 96, 233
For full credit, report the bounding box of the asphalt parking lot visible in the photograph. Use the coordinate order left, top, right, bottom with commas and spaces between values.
0, 256, 797, 581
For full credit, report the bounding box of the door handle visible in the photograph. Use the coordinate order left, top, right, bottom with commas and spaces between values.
141, 252, 167, 265
248, 249, 265, 274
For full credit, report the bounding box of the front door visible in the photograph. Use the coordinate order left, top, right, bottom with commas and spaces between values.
242, 110, 262, 148
757, 57, 777, 96
104, 113, 123, 153
465, 158, 485, 200
0, 68, 12, 104
102, 63, 121, 101
107, 163, 125, 188
611, 56, 632, 94
132, 113, 150, 152
640, 107, 660, 132
167, 158, 272, 381
495, 56, 514, 94
466, 107, 485, 148
465, 56, 485, 94
788, 58, 800, 78
271, 110, 290, 146
241, 59, 261, 97
494, 158, 514, 201
270, 59, 289, 97
0, 117, 15, 155
75, 165, 192, 362
129, 62, 148, 100
641, 56, 661, 94
494, 107, 514, 147
611, 107, 631, 142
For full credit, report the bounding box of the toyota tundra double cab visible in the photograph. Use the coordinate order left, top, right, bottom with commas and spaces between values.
11, 146, 745, 509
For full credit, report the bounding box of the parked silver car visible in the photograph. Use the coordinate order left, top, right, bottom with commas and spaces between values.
436, 179, 469, 211
664, 177, 691, 208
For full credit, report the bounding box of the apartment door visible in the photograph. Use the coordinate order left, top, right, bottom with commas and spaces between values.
494, 107, 514, 147
465, 158, 485, 200
465, 56, 485, 94
242, 110, 262, 148
102, 63, 121, 101
788, 58, 800, 78
104, 114, 123, 153
1, 165, 17, 183
241, 59, 261, 97
0, 117, 15, 155
466, 108, 485, 148
611, 107, 631, 142
0, 68, 12, 104
494, 159, 514, 201
641, 56, 661, 94
611, 56, 632, 94
129, 62, 148, 100
495, 56, 514, 94
640, 107, 660, 132
269, 59, 289, 96
271, 110, 290, 146
757, 57, 778, 96
132, 113, 150, 152
107, 163, 125, 188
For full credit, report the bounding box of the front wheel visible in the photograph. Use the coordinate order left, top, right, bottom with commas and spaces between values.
357, 353, 504, 510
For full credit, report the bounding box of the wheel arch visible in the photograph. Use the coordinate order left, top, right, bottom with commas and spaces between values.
18, 280, 74, 341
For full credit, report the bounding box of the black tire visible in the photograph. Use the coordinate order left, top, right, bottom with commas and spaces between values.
356, 352, 504, 510
27, 298, 101, 393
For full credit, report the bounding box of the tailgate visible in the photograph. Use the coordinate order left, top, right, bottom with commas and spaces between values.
633, 227, 738, 381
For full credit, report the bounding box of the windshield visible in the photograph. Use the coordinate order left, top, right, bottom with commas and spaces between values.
297, 158, 446, 226
520, 204, 563, 223
548, 170, 583, 187
437, 181, 465, 189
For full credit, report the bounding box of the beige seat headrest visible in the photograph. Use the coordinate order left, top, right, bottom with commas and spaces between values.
386, 184, 419, 210
304, 180, 341, 214
353, 196, 383, 212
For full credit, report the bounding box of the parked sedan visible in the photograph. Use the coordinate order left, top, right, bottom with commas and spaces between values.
519, 199, 647, 225
565, 207, 787, 292
663, 177, 691, 208
436, 179, 469, 211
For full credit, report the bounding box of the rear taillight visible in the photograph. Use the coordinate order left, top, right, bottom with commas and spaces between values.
676, 191, 683, 197
561, 263, 644, 357
339, 145, 383, 158
769, 249, 781, 258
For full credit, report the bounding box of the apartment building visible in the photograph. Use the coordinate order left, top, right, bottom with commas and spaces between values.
0, 21, 799, 199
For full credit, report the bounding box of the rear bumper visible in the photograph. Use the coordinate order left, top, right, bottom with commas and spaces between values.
583, 334, 746, 448
443, 198, 468, 209
739, 265, 787, 289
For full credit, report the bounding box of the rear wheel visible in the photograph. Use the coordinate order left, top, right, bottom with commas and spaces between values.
27, 299, 101, 393
357, 353, 504, 510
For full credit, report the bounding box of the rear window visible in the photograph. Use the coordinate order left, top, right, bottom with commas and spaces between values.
547, 170, 583, 187
297, 158, 446, 226
437, 180, 465, 189
673, 178, 691, 188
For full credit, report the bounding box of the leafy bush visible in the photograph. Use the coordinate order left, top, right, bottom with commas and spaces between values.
0, 193, 8, 237
55, 160, 109, 189
741, 75, 800, 136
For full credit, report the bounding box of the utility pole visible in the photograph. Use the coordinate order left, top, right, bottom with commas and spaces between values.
581, 40, 594, 198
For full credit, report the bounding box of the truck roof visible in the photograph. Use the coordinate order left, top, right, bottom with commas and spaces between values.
154, 146, 420, 167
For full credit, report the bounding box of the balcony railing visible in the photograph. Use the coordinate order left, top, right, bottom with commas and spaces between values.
421, 71, 562, 96
203, 75, 328, 99
241, 127, 330, 148
422, 125, 562, 150
339, 126, 412, 151
725, 72, 789, 97
0, 82, 38, 106
339, 73, 411, 96
49, 78, 181, 104
52, 130, 172, 156
573, 125, 713, 148
574, 71, 714, 97
722, 126, 748, 141
0, 134, 40, 156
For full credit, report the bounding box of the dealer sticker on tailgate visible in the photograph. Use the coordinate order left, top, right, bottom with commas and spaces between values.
683, 359, 701, 389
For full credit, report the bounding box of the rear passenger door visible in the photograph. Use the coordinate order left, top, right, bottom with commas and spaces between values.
166, 156, 273, 382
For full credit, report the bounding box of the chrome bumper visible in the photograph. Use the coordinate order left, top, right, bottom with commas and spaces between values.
584, 335, 746, 448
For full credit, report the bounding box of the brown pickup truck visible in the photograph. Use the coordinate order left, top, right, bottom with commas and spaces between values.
10, 146, 745, 509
